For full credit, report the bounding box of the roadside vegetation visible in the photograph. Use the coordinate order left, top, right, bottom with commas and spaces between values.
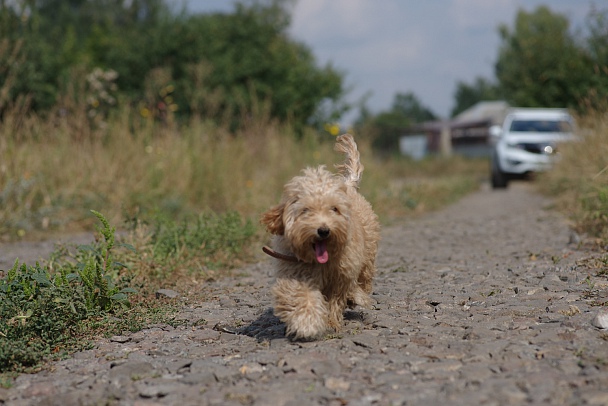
1, 0, 607, 382
539, 108, 608, 247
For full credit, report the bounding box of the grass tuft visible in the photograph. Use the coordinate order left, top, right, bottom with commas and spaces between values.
539, 110, 608, 245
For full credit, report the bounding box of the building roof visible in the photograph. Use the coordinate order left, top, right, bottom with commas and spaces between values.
453, 100, 510, 126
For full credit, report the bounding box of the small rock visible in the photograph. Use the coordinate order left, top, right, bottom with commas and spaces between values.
324, 377, 351, 391
156, 289, 179, 299
20, 382, 57, 399
138, 383, 178, 398
189, 329, 221, 342
239, 363, 264, 376
110, 335, 131, 343
591, 309, 608, 329
311, 360, 341, 377
568, 231, 581, 245
109, 361, 155, 380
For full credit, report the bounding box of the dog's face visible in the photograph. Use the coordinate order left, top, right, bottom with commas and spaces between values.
261, 167, 351, 264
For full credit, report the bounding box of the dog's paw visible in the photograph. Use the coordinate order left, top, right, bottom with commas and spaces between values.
347, 287, 373, 309
284, 314, 329, 341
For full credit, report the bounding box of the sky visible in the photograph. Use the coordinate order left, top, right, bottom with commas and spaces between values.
182, 0, 597, 124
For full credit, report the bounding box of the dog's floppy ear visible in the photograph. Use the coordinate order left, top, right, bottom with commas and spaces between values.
260, 203, 285, 235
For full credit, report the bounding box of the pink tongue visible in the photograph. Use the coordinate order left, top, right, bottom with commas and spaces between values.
315, 241, 329, 263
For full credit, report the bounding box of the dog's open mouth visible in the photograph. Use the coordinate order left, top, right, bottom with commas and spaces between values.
313, 240, 329, 264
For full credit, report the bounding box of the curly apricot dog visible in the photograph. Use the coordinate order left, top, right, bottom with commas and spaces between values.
261, 134, 380, 340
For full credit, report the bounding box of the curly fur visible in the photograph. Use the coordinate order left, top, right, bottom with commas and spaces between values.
260, 134, 380, 340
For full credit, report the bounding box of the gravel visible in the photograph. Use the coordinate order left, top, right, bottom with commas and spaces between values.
2, 182, 608, 406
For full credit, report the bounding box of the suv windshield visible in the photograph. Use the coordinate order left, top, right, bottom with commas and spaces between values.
509, 120, 572, 133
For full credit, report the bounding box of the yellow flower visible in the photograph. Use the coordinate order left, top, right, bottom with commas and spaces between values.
329, 124, 340, 136
140, 107, 151, 118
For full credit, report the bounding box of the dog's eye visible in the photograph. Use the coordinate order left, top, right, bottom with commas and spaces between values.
301, 208, 309, 215
331, 206, 339, 213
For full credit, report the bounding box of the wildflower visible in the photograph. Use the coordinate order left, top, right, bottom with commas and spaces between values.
329, 124, 340, 136
324, 123, 340, 136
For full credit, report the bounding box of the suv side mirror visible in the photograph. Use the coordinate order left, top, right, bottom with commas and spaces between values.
489, 125, 502, 138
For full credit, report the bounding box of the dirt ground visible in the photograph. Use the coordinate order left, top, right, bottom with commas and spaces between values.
2, 181, 608, 406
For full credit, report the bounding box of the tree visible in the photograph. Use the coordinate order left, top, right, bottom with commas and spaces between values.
167, 1, 344, 129
0, 0, 171, 111
580, 7, 608, 111
0, 0, 345, 130
450, 77, 501, 117
495, 6, 589, 109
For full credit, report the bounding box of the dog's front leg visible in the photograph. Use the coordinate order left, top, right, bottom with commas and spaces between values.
326, 295, 347, 331
272, 278, 329, 340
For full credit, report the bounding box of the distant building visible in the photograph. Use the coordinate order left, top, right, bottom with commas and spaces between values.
400, 101, 510, 158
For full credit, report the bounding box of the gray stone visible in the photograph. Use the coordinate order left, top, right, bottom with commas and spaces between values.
156, 288, 179, 299
591, 309, 608, 329
109, 335, 131, 343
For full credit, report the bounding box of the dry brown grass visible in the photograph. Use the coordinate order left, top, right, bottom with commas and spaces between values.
0, 101, 487, 241
538, 110, 608, 244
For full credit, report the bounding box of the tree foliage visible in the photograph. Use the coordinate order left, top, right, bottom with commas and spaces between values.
451, 6, 608, 114
581, 7, 608, 110
0, 0, 344, 129
495, 6, 589, 109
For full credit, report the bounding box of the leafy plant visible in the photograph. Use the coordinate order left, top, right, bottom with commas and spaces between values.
0, 211, 135, 373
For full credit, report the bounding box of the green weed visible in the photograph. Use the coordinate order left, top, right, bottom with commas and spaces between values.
139, 210, 256, 271
0, 211, 134, 373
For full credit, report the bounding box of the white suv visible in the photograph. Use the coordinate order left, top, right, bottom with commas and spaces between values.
489, 108, 576, 189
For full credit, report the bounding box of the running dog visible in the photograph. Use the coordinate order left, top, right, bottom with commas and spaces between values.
261, 134, 380, 340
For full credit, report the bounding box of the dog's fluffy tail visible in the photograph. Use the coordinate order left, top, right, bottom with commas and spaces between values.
334, 134, 363, 188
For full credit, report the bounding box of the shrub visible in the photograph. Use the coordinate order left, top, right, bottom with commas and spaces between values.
539, 110, 608, 245
0, 211, 134, 373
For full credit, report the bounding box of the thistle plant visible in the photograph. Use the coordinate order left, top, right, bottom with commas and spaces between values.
0, 211, 135, 373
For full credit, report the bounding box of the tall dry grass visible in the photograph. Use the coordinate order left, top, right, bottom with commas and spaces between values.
0, 52, 489, 242
0, 102, 488, 241
0, 107, 323, 238
538, 110, 608, 244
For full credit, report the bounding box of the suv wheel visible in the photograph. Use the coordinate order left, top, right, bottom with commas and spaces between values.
491, 159, 509, 189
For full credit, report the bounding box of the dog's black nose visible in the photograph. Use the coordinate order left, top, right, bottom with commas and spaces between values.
317, 227, 330, 239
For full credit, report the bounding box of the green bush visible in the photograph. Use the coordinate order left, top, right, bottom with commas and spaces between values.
0, 211, 134, 373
